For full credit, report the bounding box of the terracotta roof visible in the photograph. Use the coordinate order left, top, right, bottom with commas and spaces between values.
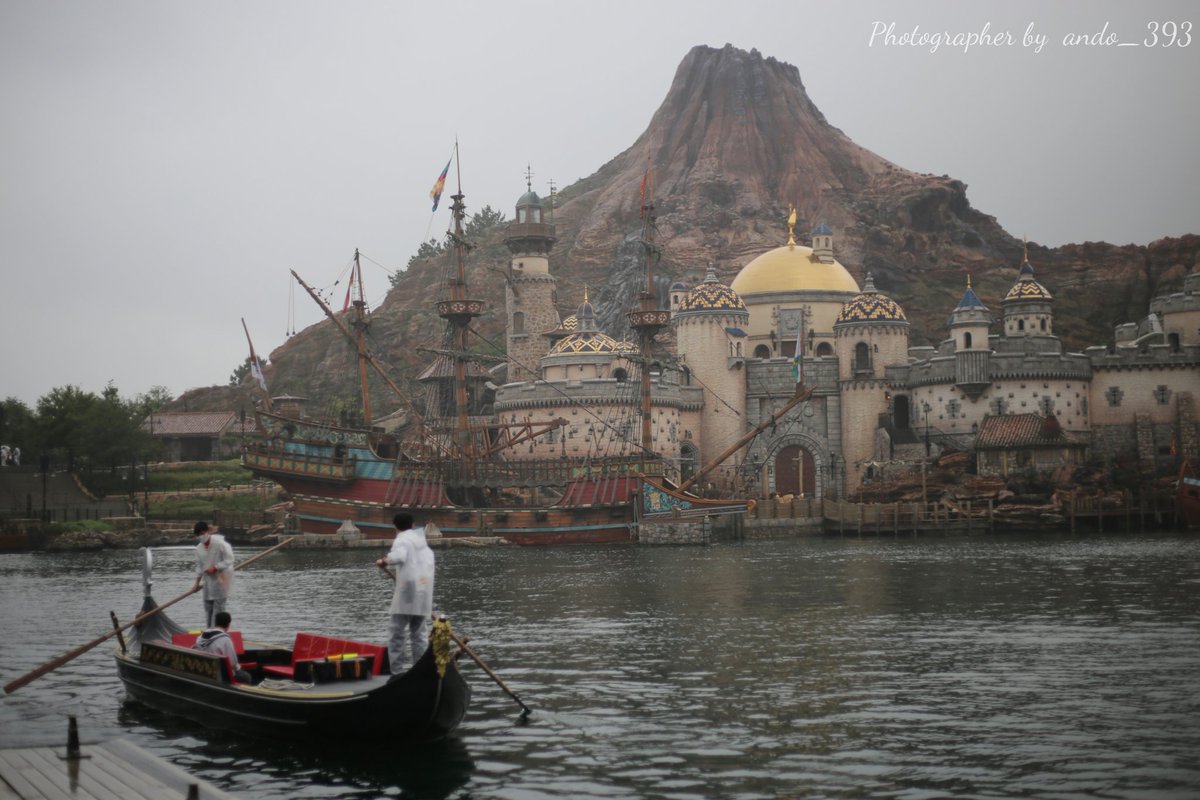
974, 413, 1082, 450
146, 411, 237, 437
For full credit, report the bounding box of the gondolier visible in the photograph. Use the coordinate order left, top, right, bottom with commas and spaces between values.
375, 513, 435, 674
193, 521, 234, 627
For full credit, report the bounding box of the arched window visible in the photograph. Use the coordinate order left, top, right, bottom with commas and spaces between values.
1018, 319, 1026, 331
1040, 318, 1047, 331
1168, 332, 1181, 352
512, 311, 525, 334
754, 344, 771, 359
854, 342, 871, 373
613, 368, 628, 383
816, 342, 833, 356
680, 442, 699, 483
963, 332, 973, 349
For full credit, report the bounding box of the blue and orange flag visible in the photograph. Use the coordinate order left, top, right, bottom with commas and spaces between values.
430, 159, 451, 211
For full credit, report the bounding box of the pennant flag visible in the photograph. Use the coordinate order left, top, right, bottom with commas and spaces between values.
241, 318, 269, 393
429, 158, 451, 212
342, 268, 355, 312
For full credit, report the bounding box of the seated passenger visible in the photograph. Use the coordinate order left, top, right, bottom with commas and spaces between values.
194, 610, 252, 683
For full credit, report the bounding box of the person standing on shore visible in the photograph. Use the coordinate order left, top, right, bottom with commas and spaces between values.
375, 513, 435, 674
193, 521, 234, 627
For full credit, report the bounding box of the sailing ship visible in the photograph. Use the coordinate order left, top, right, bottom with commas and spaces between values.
241, 156, 755, 543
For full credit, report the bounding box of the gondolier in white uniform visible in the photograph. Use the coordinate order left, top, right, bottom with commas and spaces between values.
375, 513, 435, 674
193, 521, 234, 628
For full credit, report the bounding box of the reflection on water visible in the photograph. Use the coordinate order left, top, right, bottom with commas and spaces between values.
2, 533, 1199, 798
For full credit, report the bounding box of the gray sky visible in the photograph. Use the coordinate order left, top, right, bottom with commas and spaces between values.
1, 0, 1196, 409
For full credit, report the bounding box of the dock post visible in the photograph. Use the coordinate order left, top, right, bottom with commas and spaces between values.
1070, 491, 1076, 533
67, 716, 81, 759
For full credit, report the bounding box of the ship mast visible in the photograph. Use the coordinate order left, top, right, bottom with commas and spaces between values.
350, 249, 372, 427
627, 165, 671, 456
435, 145, 484, 459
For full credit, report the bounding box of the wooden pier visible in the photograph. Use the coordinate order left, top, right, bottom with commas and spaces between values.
0, 728, 237, 800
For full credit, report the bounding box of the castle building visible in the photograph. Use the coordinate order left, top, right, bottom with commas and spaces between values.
495, 188, 1200, 496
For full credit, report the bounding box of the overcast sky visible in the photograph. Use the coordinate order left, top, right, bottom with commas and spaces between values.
1, 0, 1196, 409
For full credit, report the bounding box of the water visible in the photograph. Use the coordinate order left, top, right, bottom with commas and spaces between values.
2, 533, 1199, 799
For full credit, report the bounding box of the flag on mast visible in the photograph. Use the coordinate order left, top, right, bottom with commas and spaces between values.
241, 317, 269, 393
342, 268, 355, 312
430, 158, 451, 212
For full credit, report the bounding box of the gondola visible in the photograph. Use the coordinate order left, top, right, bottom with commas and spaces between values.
114, 550, 470, 742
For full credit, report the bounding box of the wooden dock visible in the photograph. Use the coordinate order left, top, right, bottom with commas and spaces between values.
0, 738, 238, 800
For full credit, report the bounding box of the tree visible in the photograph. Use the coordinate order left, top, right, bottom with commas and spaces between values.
465, 205, 506, 238
0, 397, 34, 456
230, 357, 252, 386
33, 383, 154, 493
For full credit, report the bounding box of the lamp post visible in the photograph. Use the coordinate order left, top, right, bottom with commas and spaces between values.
922, 401, 932, 457
921, 401, 931, 515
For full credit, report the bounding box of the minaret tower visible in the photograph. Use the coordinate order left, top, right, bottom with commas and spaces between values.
948, 275, 993, 399
1002, 243, 1054, 338
504, 168, 558, 383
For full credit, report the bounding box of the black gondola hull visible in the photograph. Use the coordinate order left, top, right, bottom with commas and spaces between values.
116, 645, 470, 742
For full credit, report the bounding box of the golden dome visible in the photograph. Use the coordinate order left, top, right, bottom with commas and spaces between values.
836, 273, 907, 323
731, 244, 859, 295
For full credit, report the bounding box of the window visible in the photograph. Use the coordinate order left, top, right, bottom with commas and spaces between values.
964, 332, 973, 349
754, 344, 771, 359
1039, 396, 1054, 415
512, 311, 525, 335
613, 368, 628, 383
1106, 387, 1123, 407
854, 342, 871, 373
1018, 319, 1025, 331
946, 399, 961, 416
991, 397, 1007, 415
816, 342, 833, 356
1155, 385, 1171, 405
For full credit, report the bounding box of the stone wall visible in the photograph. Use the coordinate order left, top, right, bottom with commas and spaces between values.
639, 517, 711, 545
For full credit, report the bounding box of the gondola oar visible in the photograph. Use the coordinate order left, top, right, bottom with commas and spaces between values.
377, 562, 532, 718
2, 536, 295, 696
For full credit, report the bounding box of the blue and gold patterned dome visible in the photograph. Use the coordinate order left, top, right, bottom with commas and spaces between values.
836, 273, 907, 323
1004, 255, 1053, 302
551, 330, 621, 355
560, 315, 579, 331
678, 266, 746, 313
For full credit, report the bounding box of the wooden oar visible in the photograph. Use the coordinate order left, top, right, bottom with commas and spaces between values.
377, 562, 532, 718
2, 536, 295, 696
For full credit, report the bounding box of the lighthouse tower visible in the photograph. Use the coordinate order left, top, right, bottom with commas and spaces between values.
503, 181, 558, 383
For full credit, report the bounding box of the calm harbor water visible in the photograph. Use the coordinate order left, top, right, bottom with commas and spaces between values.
2, 532, 1199, 799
